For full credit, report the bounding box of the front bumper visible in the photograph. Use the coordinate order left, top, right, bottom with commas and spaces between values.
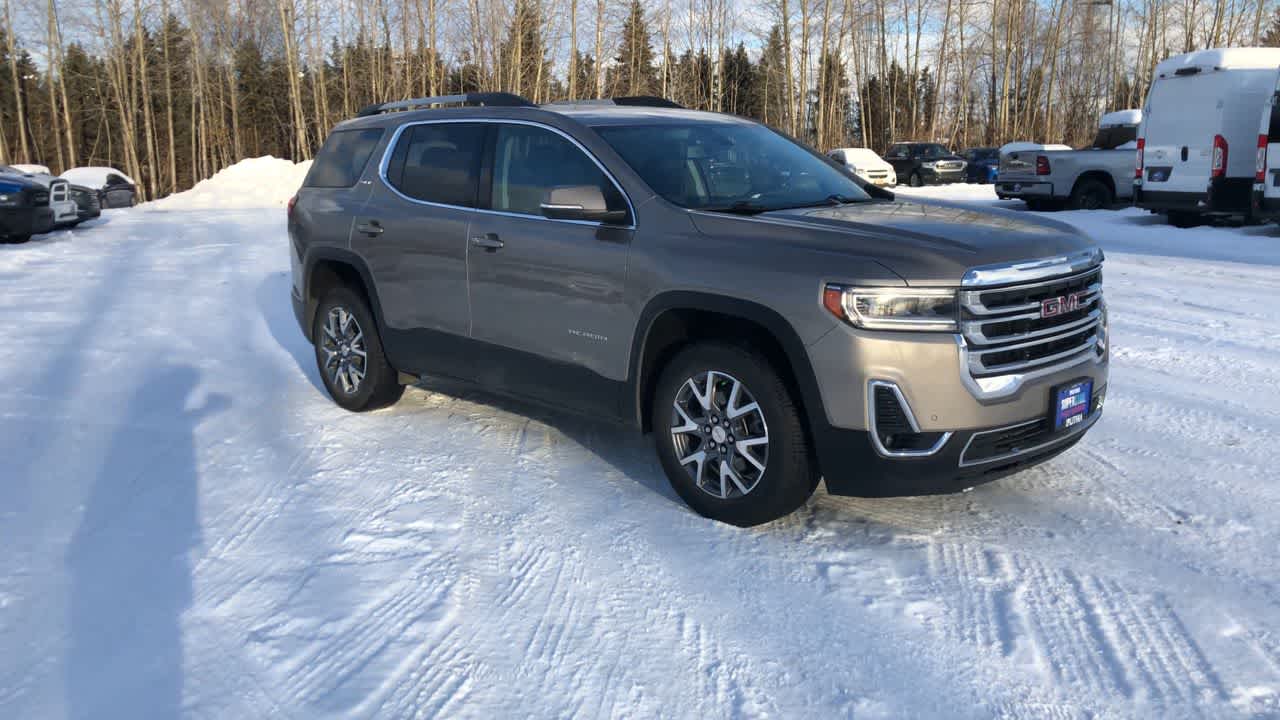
0, 207, 55, 237
921, 168, 965, 184
815, 397, 1103, 496
805, 323, 1109, 497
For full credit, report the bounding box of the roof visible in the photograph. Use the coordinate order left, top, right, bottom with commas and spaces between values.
1099, 109, 1141, 127
1155, 48, 1280, 76
333, 101, 750, 131
60, 166, 136, 188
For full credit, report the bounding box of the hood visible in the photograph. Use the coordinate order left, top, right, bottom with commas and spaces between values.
690, 199, 1093, 286
0, 173, 47, 191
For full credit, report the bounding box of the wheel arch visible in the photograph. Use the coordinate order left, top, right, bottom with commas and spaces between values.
301, 247, 384, 343
1071, 170, 1116, 198
627, 292, 828, 439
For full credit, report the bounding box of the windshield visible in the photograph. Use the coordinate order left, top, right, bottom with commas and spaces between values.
969, 149, 998, 161
913, 144, 951, 158
595, 122, 871, 212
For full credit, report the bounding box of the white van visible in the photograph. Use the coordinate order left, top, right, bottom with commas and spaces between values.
826, 147, 897, 186
1253, 69, 1280, 221
1135, 47, 1280, 227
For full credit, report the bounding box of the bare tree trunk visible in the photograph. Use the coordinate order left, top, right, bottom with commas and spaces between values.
4, 0, 30, 161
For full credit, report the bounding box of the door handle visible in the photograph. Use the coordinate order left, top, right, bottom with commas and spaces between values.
355, 220, 384, 236
470, 233, 504, 251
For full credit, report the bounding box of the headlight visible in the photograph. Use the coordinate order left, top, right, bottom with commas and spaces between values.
921, 161, 936, 169
823, 285, 958, 332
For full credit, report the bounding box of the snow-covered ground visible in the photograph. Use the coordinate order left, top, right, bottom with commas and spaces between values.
2, 165, 1279, 718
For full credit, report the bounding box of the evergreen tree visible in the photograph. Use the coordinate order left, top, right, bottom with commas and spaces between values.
499, 0, 550, 99
610, 0, 657, 96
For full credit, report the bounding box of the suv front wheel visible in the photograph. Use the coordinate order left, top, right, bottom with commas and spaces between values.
313, 287, 404, 412
652, 343, 817, 526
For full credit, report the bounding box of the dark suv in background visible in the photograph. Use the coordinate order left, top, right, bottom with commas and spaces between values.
884, 142, 968, 186
288, 93, 1108, 526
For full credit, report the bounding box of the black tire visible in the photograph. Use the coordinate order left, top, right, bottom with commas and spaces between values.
2, 234, 31, 244
1167, 210, 1202, 228
1069, 178, 1113, 210
312, 286, 404, 412
651, 343, 816, 527
908, 171, 923, 187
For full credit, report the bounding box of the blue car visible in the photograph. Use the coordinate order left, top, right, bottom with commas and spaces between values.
963, 148, 1000, 183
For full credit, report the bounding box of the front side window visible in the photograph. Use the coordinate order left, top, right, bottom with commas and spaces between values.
305, 128, 384, 188
595, 122, 871, 213
385, 123, 485, 206
491, 124, 627, 219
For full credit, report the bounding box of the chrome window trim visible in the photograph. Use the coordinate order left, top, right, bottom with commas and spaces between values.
375, 117, 637, 230
866, 379, 953, 458
958, 408, 1101, 468
961, 247, 1104, 288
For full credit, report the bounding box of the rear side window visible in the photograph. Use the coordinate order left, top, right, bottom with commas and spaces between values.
385, 123, 485, 206
1091, 126, 1137, 150
490, 124, 627, 218
305, 128, 384, 188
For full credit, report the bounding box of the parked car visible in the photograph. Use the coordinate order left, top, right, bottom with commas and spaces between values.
1136, 47, 1280, 227
882, 142, 967, 186
60, 166, 139, 208
0, 165, 80, 227
289, 92, 1108, 527
826, 147, 897, 186
962, 148, 1000, 183
996, 110, 1141, 210
0, 170, 54, 243
10, 163, 51, 175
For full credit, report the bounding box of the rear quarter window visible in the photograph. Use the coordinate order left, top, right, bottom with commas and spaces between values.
304, 128, 385, 188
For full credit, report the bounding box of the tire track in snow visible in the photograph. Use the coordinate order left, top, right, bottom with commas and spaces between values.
1076, 575, 1224, 707
926, 543, 1017, 657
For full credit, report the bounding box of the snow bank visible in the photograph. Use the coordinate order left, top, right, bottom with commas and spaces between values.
147, 156, 312, 210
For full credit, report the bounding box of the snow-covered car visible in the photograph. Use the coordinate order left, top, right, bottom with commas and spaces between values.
61, 167, 139, 208
996, 110, 1141, 211
826, 147, 897, 186
0, 171, 54, 243
0, 165, 80, 227
10, 163, 51, 175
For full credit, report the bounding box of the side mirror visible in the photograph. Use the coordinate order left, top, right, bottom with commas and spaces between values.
540, 185, 628, 224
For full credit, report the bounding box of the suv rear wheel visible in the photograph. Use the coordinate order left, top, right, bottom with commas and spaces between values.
652, 343, 816, 527
313, 287, 404, 411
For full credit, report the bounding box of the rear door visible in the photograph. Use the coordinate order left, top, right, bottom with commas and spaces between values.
465, 121, 634, 411
354, 121, 486, 373
1141, 73, 1215, 194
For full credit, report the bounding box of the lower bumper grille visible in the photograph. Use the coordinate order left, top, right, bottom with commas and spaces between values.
960, 387, 1105, 466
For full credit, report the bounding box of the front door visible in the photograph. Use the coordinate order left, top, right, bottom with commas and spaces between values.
466, 122, 635, 413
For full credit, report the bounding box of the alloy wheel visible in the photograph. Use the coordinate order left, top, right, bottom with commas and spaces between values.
670, 370, 769, 500
319, 306, 367, 394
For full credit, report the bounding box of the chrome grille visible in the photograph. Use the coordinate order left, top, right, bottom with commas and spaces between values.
960, 265, 1103, 381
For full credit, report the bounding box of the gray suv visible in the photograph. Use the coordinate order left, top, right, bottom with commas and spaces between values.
288, 93, 1109, 527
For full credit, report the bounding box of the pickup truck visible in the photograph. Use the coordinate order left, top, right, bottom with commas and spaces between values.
996, 110, 1141, 210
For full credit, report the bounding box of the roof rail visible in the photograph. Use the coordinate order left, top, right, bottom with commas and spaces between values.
545, 96, 684, 109
356, 91, 535, 117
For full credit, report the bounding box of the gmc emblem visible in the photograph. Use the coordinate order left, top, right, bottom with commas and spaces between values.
1041, 292, 1084, 318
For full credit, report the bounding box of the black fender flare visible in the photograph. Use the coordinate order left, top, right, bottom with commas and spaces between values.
299, 246, 386, 342
625, 291, 830, 437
